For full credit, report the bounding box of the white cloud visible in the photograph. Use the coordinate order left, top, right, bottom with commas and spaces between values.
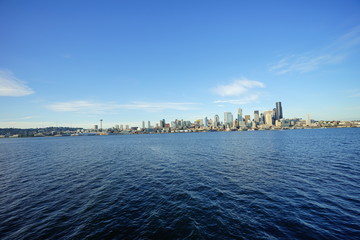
270, 25, 360, 74
0, 70, 34, 96
214, 94, 260, 105
212, 78, 265, 97
47, 100, 199, 113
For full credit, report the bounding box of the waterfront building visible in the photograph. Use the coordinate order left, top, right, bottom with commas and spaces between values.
142, 121, 145, 129
276, 102, 283, 120
264, 110, 273, 126
245, 115, 251, 125
306, 114, 311, 126
148, 121, 150, 128
204, 117, 208, 127
125, 125, 129, 130
159, 119, 166, 128
213, 114, 220, 127
224, 112, 233, 128
171, 121, 176, 129
254, 110, 260, 124
94, 125, 98, 131
120, 125, 124, 131
237, 108, 244, 127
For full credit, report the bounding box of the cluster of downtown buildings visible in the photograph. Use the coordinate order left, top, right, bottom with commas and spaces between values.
1, 101, 360, 137
97, 101, 356, 134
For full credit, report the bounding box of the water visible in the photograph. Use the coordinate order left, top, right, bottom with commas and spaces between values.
0, 128, 359, 239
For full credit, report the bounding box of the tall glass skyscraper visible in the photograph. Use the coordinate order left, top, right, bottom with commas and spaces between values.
254, 110, 260, 123
276, 102, 283, 120
237, 108, 244, 127
224, 112, 233, 127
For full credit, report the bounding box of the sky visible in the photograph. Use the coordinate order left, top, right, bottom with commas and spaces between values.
1, 0, 360, 128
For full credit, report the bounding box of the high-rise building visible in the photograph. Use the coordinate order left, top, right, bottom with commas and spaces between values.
159, 119, 166, 128
306, 114, 311, 126
148, 121, 150, 128
204, 117, 208, 127
94, 125, 98, 131
276, 102, 283, 120
224, 112, 233, 128
213, 114, 219, 127
254, 110, 260, 123
245, 115, 251, 126
142, 121, 145, 129
263, 110, 273, 126
237, 108, 243, 127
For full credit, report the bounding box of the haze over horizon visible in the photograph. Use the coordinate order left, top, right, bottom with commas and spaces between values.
1, 1, 360, 128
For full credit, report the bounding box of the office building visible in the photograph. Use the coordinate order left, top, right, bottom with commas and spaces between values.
306, 114, 311, 126
204, 117, 208, 127
245, 115, 251, 125
224, 112, 233, 128
264, 110, 273, 126
276, 102, 283, 120
159, 119, 166, 128
213, 114, 219, 127
254, 110, 260, 123
237, 108, 244, 127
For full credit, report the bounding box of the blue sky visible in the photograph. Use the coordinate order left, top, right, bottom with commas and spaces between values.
1, 0, 360, 128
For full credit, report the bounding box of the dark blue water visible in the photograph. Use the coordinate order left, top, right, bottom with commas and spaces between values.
0, 128, 359, 239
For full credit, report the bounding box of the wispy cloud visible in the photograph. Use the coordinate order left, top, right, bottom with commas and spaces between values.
269, 25, 360, 74
214, 94, 260, 105
0, 70, 34, 96
212, 78, 265, 105
47, 100, 199, 113
346, 89, 360, 97
270, 55, 343, 74
212, 78, 265, 97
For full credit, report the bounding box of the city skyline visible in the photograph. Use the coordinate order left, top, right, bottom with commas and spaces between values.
1, 1, 360, 128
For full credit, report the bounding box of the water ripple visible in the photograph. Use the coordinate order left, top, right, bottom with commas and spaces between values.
0, 129, 359, 239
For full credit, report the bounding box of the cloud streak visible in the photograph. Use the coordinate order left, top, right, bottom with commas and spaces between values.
269, 25, 360, 74
47, 100, 199, 113
212, 78, 265, 97
0, 70, 34, 96
212, 78, 265, 105
214, 94, 260, 105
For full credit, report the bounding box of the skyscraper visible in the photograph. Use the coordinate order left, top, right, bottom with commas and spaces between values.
237, 108, 243, 127
204, 117, 208, 127
276, 102, 283, 120
264, 110, 273, 126
213, 114, 219, 127
245, 115, 251, 126
254, 110, 260, 123
306, 114, 311, 126
224, 112, 233, 128
159, 119, 166, 128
